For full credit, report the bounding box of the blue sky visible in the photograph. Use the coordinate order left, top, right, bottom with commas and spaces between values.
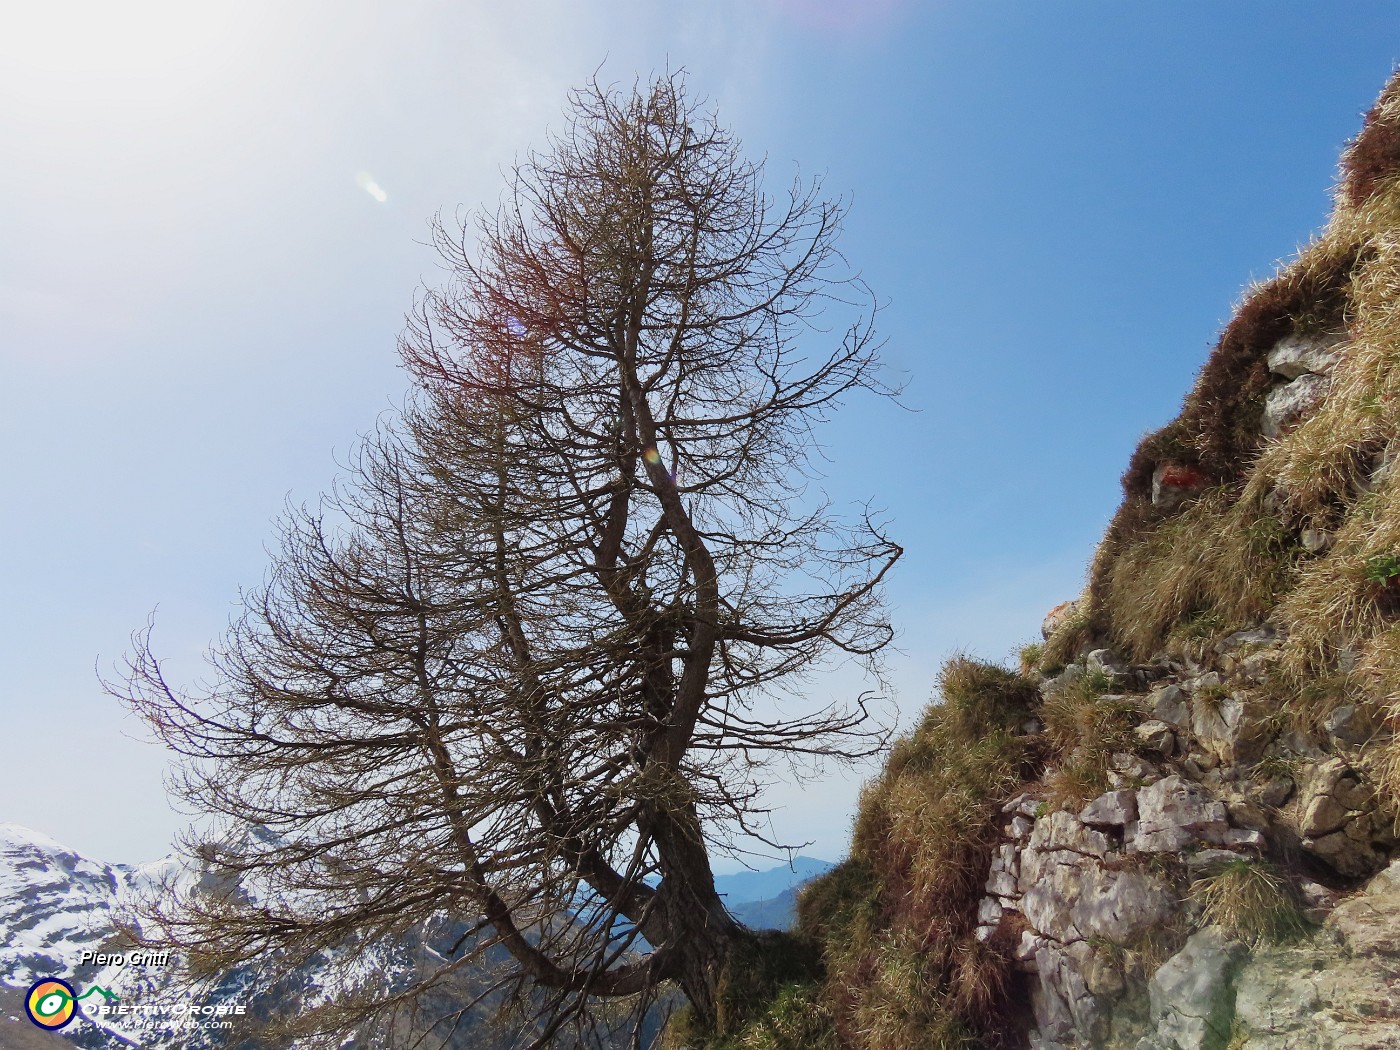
2, 2, 1397, 867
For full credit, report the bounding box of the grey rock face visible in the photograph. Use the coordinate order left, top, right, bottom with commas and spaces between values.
1152, 463, 1210, 511
1135, 719, 1177, 756
1151, 684, 1190, 727
1191, 690, 1266, 765
1262, 373, 1331, 439
1080, 789, 1139, 827
1265, 333, 1346, 380
1232, 860, 1400, 1048
1148, 928, 1248, 1050
1298, 759, 1386, 877
1135, 776, 1229, 853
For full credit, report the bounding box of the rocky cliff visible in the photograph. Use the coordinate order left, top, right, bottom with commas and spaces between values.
678, 67, 1400, 1050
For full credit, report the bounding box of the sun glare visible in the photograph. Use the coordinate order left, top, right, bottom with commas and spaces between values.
355, 172, 389, 203
0, 0, 266, 107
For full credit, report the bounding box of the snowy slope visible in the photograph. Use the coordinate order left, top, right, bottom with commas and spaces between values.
0, 824, 576, 1049
0, 824, 804, 1048
0, 823, 135, 986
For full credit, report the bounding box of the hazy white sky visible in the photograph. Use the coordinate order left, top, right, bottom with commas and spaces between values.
2, 1, 1397, 867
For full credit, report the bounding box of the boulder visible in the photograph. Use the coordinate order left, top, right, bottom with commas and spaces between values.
1297, 759, 1386, 877
1265, 332, 1346, 379
1087, 649, 1131, 684
1147, 927, 1247, 1050
1300, 527, 1334, 553
1080, 789, 1139, 827
1262, 373, 1331, 439
1150, 684, 1190, 727
1190, 691, 1266, 765
1042, 599, 1081, 640
1134, 775, 1228, 852
1135, 719, 1176, 756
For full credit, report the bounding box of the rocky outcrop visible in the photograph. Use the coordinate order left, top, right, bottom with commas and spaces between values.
974, 626, 1397, 1050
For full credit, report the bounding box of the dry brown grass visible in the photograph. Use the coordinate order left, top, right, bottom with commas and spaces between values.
1039, 668, 1139, 805
1076, 71, 1400, 823
1341, 73, 1400, 208
1190, 859, 1310, 945
794, 658, 1037, 1049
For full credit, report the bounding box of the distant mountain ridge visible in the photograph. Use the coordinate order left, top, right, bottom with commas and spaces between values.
712, 856, 833, 908
0, 824, 833, 1046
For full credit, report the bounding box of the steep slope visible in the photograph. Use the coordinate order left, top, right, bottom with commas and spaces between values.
669, 67, 1400, 1050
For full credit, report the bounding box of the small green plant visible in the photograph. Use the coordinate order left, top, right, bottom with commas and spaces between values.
1018, 642, 1044, 676
1191, 859, 1311, 946
1364, 552, 1400, 583
1195, 681, 1230, 707
1244, 514, 1290, 558
1251, 752, 1301, 782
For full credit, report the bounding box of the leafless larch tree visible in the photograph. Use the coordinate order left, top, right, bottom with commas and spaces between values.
114, 73, 901, 1048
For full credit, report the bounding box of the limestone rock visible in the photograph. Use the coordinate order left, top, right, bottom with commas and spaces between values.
1033, 941, 1102, 1045
1232, 861, 1400, 1048
1136, 719, 1176, 756
1042, 599, 1081, 640
1080, 789, 1139, 827
1265, 332, 1346, 379
1150, 684, 1190, 727
1262, 373, 1331, 439
1135, 775, 1229, 852
1307, 828, 1385, 878
1214, 626, 1279, 653
1325, 703, 1377, 747
1256, 776, 1295, 808
1088, 649, 1131, 684
1027, 811, 1112, 859
1324, 859, 1400, 957
1003, 792, 1044, 817
1298, 759, 1386, 877
1302, 792, 1352, 837
1188, 686, 1268, 765
1300, 527, 1334, 553
1147, 927, 1247, 1050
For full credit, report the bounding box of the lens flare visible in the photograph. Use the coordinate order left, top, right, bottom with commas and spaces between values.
355, 172, 388, 203
643, 448, 662, 466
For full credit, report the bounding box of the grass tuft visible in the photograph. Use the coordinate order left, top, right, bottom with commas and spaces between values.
1040, 668, 1138, 806
1190, 859, 1311, 946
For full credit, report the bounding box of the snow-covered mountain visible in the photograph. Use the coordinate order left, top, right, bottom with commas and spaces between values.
0, 824, 517, 1049
0, 825, 814, 1048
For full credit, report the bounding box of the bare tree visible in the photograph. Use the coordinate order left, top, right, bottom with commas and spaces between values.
115, 73, 900, 1046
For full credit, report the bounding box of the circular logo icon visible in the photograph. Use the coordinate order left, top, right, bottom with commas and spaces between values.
25, 978, 78, 1030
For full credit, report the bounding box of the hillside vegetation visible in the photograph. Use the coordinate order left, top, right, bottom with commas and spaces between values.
666, 69, 1400, 1050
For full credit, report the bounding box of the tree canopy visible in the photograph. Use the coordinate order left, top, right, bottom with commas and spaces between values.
116, 73, 900, 1048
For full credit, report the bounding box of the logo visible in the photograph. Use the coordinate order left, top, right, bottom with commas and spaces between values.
24, 978, 118, 1030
